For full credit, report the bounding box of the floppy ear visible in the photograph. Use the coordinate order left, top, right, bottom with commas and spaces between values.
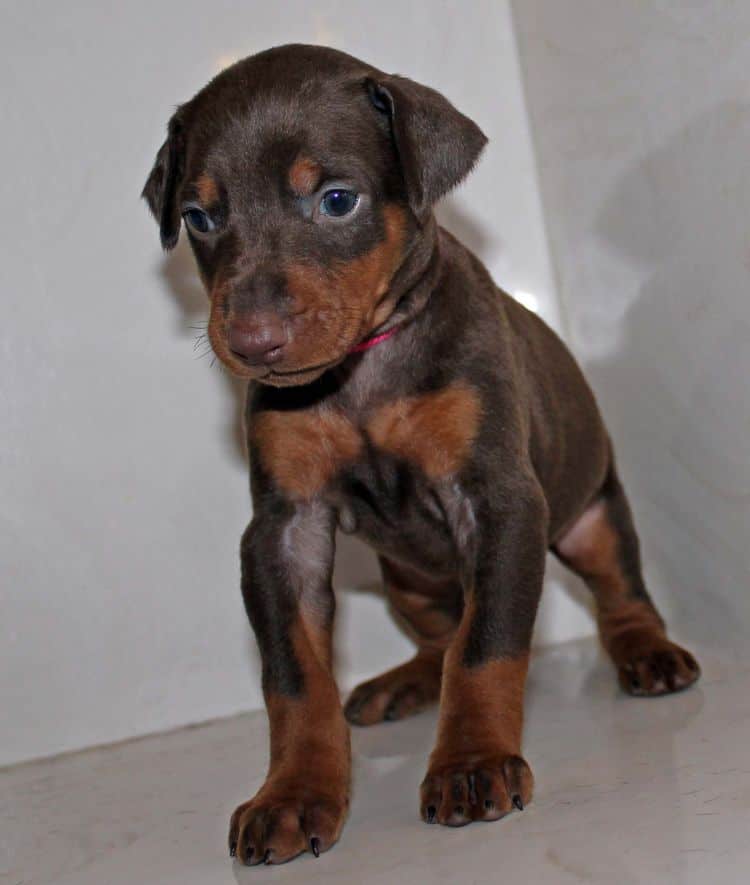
141, 110, 186, 250
365, 75, 487, 223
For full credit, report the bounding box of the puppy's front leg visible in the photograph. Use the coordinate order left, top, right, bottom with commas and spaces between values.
229, 499, 349, 865
421, 476, 548, 826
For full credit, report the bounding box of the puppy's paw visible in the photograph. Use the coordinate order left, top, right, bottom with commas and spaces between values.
229, 780, 348, 866
420, 753, 533, 826
616, 638, 700, 696
344, 654, 442, 726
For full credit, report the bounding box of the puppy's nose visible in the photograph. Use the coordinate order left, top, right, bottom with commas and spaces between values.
228, 315, 287, 366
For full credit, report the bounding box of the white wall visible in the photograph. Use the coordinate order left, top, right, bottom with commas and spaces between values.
512, 1, 750, 649
1, 1, 586, 766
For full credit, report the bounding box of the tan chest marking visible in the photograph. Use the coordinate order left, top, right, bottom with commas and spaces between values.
253, 382, 480, 500
367, 383, 482, 479
252, 409, 362, 500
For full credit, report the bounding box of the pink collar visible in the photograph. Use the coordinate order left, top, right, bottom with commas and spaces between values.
348, 323, 403, 354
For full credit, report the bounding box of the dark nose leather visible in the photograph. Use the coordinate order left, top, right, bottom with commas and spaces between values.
227, 315, 287, 366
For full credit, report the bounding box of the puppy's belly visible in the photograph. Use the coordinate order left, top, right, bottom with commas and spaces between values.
331, 460, 458, 576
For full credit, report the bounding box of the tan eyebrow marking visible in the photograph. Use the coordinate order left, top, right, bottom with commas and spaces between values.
196, 173, 219, 205
288, 155, 323, 197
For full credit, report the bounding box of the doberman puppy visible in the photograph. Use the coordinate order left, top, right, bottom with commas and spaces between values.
143, 43, 700, 865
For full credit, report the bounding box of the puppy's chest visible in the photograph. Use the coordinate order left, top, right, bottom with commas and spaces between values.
252, 383, 481, 564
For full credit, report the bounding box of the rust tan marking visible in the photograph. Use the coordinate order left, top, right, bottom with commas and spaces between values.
367, 382, 482, 479
595, 599, 698, 695
432, 653, 529, 766
230, 614, 349, 863
196, 173, 219, 205
556, 500, 629, 599
252, 408, 361, 500
283, 205, 408, 372
344, 558, 461, 726
556, 500, 674, 670
436, 608, 529, 763
344, 650, 443, 725
596, 597, 666, 663
421, 604, 533, 822
288, 155, 322, 196
392, 591, 458, 646
363, 204, 410, 328
381, 558, 461, 650
207, 281, 228, 359
267, 617, 349, 774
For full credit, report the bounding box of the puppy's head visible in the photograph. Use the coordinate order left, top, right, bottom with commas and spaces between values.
143, 44, 486, 386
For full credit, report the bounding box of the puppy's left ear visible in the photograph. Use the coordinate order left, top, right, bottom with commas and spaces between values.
365, 74, 487, 223
141, 109, 186, 250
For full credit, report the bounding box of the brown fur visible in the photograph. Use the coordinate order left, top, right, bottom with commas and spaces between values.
252, 408, 361, 500
368, 382, 482, 480
206, 281, 238, 371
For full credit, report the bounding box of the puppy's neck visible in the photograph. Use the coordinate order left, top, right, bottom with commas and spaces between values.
374, 214, 443, 337
332, 217, 446, 409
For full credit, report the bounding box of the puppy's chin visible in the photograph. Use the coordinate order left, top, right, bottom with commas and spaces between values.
217, 353, 340, 388
258, 365, 332, 388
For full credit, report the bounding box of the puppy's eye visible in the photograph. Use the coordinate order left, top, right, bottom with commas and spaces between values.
320, 189, 359, 218
183, 207, 215, 235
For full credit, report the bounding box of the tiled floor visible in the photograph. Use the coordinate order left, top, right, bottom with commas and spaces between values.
3, 638, 749, 885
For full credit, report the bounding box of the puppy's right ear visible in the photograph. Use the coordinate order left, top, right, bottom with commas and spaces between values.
141, 109, 186, 251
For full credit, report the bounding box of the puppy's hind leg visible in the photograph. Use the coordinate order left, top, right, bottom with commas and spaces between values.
344, 558, 461, 726
553, 461, 700, 696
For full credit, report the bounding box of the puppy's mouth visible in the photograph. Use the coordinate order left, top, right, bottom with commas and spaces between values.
221, 348, 347, 387
258, 357, 342, 387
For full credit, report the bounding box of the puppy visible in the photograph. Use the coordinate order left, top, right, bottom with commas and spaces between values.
143, 43, 700, 865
